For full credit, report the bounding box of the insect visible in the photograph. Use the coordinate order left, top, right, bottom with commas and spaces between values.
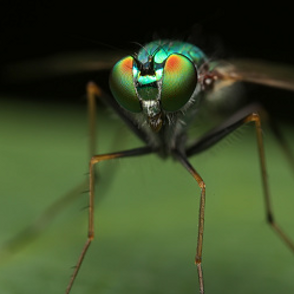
65, 40, 294, 293
1, 39, 294, 293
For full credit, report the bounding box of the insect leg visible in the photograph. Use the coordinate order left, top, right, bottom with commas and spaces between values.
0, 84, 101, 258
173, 150, 206, 294
65, 146, 154, 294
86, 81, 100, 158
0, 180, 88, 259
187, 108, 294, 252
243, 114, 294, 251
87, 82, 150, 145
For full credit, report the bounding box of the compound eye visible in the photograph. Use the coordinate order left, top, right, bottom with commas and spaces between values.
109, 56, 141, 113
161, 54, 197, 112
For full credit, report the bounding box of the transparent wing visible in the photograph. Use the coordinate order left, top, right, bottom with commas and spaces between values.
3, 51, 125, 83
5, 53, 294, 92
213, 59, 294, 92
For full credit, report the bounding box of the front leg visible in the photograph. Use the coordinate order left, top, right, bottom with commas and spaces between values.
65, 146, 153, 294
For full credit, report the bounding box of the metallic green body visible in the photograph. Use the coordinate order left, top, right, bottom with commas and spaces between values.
136, 40, 207, 68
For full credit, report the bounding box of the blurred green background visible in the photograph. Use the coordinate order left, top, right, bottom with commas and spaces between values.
0, 95, 293, 294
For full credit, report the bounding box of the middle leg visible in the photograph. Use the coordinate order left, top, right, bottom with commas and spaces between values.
173, 150, 206, 294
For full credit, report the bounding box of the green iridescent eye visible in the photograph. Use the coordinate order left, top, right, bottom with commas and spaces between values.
161, 54, 197, 111
109, 56, 141, 113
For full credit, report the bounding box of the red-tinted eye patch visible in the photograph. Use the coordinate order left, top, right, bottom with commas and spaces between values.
109, 56, 141, 113
164, 54, 183, 73
161, 54, 197, 112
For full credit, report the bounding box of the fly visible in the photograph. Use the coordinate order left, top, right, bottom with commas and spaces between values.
2, 39, 294, 294
66, 40, 294, 293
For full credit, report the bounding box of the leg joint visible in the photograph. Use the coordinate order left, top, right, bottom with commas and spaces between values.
267, 213, 274, 224
199, 181, 206, 190
195, 256, 202, 265
244, 112, 260, 124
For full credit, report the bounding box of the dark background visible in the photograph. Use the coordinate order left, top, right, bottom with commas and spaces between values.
1, 2, 294, 118
1, 3, 293, 62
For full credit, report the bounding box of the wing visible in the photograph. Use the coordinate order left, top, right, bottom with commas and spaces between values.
213, 59, 294, 92
2, 51, 125, 83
